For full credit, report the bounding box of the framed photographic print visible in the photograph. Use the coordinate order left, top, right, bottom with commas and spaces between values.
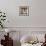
19, 6, 29, 16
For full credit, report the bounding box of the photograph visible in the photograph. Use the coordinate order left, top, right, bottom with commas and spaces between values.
19, 6, 29, 16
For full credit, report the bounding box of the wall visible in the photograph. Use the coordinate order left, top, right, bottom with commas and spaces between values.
32, 0, 46, 27
0, 0, 46, 27
0, 0, 32, 27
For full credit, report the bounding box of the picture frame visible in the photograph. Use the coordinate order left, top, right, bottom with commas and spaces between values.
19, 6, 29, 16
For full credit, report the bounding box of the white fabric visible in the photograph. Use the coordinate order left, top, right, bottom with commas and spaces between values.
20, 34, 45, 43
21, 43, 43, 46
20, 35, 37, 43
0, 44, 3, 46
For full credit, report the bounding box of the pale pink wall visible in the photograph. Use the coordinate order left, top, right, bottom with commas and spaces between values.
31, 0, 46, 27
0, 0, 46, 27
